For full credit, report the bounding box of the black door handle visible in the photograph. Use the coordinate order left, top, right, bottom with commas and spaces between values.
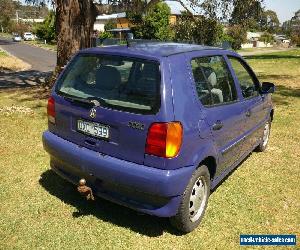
212, 121, 223, 131
246, 110, 251, 117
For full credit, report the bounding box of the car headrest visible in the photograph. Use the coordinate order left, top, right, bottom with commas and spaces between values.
141, 63, 158, 79
96, 66, 121, 91
207, 71, 217, 87
194, 66, 217, 87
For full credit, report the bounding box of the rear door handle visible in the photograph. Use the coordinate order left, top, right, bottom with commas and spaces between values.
212, 121, 223, 131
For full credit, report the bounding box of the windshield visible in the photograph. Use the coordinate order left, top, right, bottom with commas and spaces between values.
56, 54, 161, 114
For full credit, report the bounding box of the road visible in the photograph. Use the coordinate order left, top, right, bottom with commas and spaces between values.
0, 37, 56, 88
0, 37, 56, 72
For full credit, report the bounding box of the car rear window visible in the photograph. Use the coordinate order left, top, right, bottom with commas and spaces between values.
56, 54, 161, 114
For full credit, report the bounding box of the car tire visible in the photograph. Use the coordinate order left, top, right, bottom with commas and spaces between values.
170, 165, 210, 233
256, 118, 271, 152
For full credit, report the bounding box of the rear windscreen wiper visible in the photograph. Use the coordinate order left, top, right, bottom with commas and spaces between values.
61, 94, 93, 106
86, 96, 106, 106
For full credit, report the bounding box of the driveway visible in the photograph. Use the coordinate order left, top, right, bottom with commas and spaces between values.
0, 37, 56, 88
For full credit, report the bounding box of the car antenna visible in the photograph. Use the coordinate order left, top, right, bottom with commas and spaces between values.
126, 33, 134, 47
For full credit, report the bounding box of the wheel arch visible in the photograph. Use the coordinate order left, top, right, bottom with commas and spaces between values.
198, 156, 217, 180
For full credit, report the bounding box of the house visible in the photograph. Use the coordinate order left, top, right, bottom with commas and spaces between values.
94, 12, 126, 32
164, 0, 190, 24
242, 32, 273, 49
274, 34, 290, 47
93, 0, 194, 32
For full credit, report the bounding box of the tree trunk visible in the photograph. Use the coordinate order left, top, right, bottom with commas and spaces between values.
55, 0, 97, 69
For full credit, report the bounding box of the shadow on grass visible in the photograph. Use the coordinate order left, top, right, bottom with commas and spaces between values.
39, 169, 182, 237
257, 74, 294, 81
211, 155, 251, 193
271, 84, 300, 106
0, 69, 52, 89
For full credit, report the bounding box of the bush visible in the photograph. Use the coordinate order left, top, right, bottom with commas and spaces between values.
174, 13, 224, 46
104, 20, 116, 31
291, 33, 300, 46
129, 2, 174, 41
259, 32, 274, 44
99, 31, 112, 40
226, 25, 247, 50
11, 22, 31, 36
33, 11, 55, 42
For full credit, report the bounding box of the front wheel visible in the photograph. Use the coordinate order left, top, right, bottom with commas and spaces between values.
256, 119, 271, 152
170, 165, 210, 233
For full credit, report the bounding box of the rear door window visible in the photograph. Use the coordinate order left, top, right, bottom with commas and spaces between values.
191, 56, 238, 106
56, 54, 161, 114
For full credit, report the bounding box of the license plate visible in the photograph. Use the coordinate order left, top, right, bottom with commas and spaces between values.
77, 120, 109, 139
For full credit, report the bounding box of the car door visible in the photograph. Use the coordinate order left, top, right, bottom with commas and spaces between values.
227, 56, 268, 153
189, 55, 246, 177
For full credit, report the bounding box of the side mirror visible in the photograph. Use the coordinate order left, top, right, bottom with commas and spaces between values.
261, 82, 275, 94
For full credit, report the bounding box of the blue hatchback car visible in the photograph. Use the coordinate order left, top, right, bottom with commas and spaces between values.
43, 42, 275, 233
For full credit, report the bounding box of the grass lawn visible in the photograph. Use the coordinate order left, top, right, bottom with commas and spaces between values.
0, 32, 13, 39
0, 49, 299, 249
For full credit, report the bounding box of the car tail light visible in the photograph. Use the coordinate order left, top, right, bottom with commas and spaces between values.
145, 122, 183, 158
47, 96, 55, 124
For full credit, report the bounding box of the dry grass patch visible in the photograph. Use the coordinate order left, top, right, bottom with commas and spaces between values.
0, 49, 31, 71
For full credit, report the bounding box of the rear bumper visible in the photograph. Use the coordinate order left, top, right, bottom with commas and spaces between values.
42, 131, 194, 217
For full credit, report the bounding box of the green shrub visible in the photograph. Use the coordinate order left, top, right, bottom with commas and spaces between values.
33, 11, 55, 42
259, 32, 274, 44
226, 25, 247, 50
129, 2, 174, 41
99, 31, 113, 40
174, 13, 224, 46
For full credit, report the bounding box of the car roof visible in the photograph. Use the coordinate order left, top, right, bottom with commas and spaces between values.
81, 42, 225, 59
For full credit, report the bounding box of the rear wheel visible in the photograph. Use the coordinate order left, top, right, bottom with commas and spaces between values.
256, 118, 271, 152
170, 165, 210, 233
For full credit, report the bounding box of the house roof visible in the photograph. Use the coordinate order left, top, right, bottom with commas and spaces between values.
164, 0, 189, 15
96, 12, 126, 21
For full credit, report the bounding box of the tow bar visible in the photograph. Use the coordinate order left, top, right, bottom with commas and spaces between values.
77, 179, 95, 200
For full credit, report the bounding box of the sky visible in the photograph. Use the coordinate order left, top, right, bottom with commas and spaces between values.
264, 0, 300, 23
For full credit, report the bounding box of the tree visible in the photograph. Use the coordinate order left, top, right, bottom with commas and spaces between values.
130, 2, 173, 41
260, 10, 280, 33
104, 19, 117, 31
226, 25, 247, 50
230, 0, 264, 28
0, 0, 14, 32
259, 32, 274, 44
34, 10, 55, 42
290, 19, 300, 46
26, 0, 155, 74
25, 0, 265, 80
172, 12, 195, 43
10, 21, 31, 35
174, 12, 223, 45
